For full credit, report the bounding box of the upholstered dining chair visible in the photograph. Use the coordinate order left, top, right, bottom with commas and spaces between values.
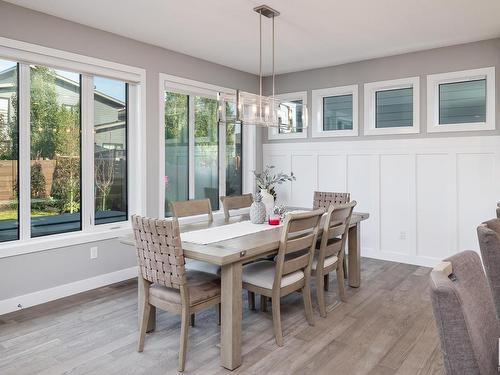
313, 201, 356, 317
171, 198, 213, 223
430, 251, 500, 375
132, 215, 221, 372
477, 218, 500, 320
220, 193, 253, 221
497, 201, 500, 218
242, 209, 324, 346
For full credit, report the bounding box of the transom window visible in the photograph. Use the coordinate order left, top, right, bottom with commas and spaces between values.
427, 67, 495, 133
312, 85, 358, 138
364, 77, 419, 135
268, 91, 307, 140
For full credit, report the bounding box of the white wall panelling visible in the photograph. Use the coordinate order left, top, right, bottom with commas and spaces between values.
263, 136, 500, 267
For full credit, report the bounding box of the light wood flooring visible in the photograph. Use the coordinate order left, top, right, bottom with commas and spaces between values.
0, 258, 444, 375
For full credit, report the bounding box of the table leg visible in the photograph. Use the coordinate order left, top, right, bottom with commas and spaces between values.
220, 262, 242, 370
348, 223, 361, 288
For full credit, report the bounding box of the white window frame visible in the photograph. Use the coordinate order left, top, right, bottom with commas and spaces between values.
268, 91, 308, 140
0, 37, 146, 258
159, 73, 255, 220
364, 77, 420, 135
427, 67, 495, 133
311, 85, 358, 138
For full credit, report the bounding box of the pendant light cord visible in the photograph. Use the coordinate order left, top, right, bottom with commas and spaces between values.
259, 10, 262, 112
272, 13, 275, 99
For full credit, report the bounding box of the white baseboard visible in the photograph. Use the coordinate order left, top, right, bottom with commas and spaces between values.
0, 266, 138, 316
361, 247, 440, 268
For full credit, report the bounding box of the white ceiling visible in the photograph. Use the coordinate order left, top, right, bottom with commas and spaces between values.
5, 0, 500, 75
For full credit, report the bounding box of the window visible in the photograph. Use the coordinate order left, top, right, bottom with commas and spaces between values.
30, 66, 81, 237
162, 76, 245, 217
427, 67, 495, 133
364, 77, 419, 135
164, 92, 189, 217
312, 85, 358, 137
225, 102, 242, 196
0, 37, 144, 251
0, 59, 18, 243
94, 76, 128, 225
268, 91, 307, 140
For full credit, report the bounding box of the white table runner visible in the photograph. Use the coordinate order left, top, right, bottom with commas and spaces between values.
181, 220, 282, 245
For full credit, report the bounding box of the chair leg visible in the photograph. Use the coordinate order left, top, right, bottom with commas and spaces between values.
271, 297, 284, 346
316, 273, 327, 318
303, 284, 315, 327
137, 300, 151, 352
248, 291, 255, 310
260, 295, 268, 312
179, 306, 190, 372
217, 303, 221, 326
190, 313, 195, 327
337, 264, 347, 302
343, 257, 347, 279
323, 274, 330, 291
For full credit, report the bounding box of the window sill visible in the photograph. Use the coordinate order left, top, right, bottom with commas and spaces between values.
427, 121, 495, 133
0, 224, 132, 259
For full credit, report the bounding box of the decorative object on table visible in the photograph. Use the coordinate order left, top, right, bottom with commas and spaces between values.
249, 193, 266, 224
268, 214, 281, 226
253, 165, 295, 218
273, 204, 287, 221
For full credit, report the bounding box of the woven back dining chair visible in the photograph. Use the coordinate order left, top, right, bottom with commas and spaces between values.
220, 193, 253, 221
313, 201, 356, 317
132, 215, 221, 372
242, 209, 324, 346
312, 191, 350, 210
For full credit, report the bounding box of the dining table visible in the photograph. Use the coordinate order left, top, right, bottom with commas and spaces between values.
120, 210, 369, 371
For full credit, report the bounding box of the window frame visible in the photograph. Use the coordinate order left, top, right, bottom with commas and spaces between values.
363, 77, 420, 135
0, 37, 146, 258
427, 67, 495, 133
159, 73, 255, 220
311, 85, 358, 138
267, 91, 308, 140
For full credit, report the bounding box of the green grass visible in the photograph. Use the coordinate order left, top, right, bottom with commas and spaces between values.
0, 209, 58, 221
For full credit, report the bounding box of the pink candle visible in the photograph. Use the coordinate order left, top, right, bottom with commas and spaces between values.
268, 215, 280, 225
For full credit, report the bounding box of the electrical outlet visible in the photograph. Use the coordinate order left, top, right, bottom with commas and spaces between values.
90, 246, 98, 259
399, 231, 407, 240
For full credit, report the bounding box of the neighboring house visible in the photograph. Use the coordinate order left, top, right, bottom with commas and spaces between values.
0, 66, 126, 153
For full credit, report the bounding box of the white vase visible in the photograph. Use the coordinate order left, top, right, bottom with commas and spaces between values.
260, 189, 275, 219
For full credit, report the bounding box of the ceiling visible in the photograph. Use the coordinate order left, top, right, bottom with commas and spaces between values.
5, 0, 500, 75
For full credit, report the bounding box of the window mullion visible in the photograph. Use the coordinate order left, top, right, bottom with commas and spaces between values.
18, 63, 31, 240
81, 75, 94, 230
188, 96, 195, 200
218, 117, 226, 200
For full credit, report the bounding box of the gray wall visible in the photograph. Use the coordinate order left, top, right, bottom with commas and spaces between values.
262, 38, 500, 146
0, 1, 258, 301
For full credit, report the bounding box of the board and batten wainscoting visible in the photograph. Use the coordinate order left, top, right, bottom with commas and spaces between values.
263, 135, 500, 267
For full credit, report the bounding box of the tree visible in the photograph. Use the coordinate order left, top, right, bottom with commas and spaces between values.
95, 149, 116, 211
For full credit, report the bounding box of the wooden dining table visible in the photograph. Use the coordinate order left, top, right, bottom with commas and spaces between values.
121, 211, 369, 371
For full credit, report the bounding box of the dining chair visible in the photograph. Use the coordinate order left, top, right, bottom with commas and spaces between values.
312, 191, 350, 210
242, 209, 324, 346
313, 201, 356, 317
430, 251, 500, 375
477, 218, 500, 320
497, 202, 500, 218
171, 198, 220, 326
312, 191, 351, 287
171, 198, 213, 223
132, 215, 221, 372
220, 193, 253, 221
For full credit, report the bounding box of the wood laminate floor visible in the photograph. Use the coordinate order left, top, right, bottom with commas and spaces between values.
0, 258, 444, 375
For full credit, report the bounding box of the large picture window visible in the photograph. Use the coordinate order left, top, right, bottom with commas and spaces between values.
0, 59, 18, 242
0, 39, 144, 250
